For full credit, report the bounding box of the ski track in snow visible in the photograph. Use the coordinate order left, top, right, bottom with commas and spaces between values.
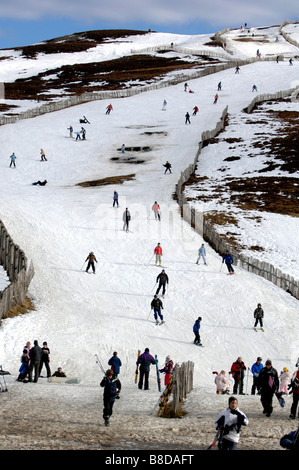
0, 29, 298, 451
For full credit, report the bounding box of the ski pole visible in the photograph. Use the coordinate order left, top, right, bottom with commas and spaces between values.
147, 309, 152, 320
80, 261, 86, 271
148, 254, 154, 265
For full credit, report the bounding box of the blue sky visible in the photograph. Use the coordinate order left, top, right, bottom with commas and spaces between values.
0, 0, 298, 48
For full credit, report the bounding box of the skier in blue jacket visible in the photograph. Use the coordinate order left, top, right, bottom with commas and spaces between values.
108, 351, 122, 377
193, 317, 202, 345
222, 251, 234, 274
251, 357, 263, 395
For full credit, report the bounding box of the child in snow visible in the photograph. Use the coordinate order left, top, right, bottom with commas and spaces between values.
159, 356, 173, 386
215, 396, 248, 450
152, 201, 161, 221
214, 370, 230, 394
17, 349, 30, 381
100, 369, 121, 426
279, 367, 292, 395
196, 244, 207, 265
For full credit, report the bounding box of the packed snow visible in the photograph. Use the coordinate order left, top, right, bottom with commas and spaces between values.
0, 25, 298, 451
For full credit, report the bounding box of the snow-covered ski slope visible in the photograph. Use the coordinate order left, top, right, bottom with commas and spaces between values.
0, 24, 298, 416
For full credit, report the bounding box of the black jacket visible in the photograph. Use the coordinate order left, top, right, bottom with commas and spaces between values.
156, 272, 169, 285
29, 345, 43, 362
257, 366, 279, 393
151, 298, 163, 310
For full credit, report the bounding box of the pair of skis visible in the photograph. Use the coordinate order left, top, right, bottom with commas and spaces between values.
157, 376, 173, 417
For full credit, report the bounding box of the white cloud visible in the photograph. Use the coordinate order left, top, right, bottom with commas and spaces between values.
0, 0, 297, 29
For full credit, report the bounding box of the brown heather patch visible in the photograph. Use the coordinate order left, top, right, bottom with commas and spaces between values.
1, 296, 35, 322
77, 174, 135, 187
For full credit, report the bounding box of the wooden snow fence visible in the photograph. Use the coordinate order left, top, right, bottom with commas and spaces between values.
171, 361, 194, 417
0, 220, 34, 320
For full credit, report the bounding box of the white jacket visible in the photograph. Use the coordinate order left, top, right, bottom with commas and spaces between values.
215, 407, 248, 443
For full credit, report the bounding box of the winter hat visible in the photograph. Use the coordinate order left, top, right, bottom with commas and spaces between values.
257, 357, 262, 361
266, 359, 272, 366
283, 367, 288, 372
166, 355, 171, 362
145, 348, 149, 353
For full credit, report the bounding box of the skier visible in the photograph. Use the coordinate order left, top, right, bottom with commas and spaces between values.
162, 100, 167, 110
193, 317, 202, 345
85, 252, 98, 273
154, 243, 163, 266
196, 244, 207, 265
217, 82, 222, 91
289, 366, 299, 419
156, 269, 169, 297
151, 294, 164, 325
185, 112, 191, 124
163, 161, 172, 174
252, 84, 258, 92
257, 359, 279, 417
222, 251, 234, 274
214, 370, 230, 394
250, 357, 263, 395
136, 348, 156, 390
213, 93, 219, 104
100, 369, 121, 426
39, 341, 51, 378
123, 208, 131, 232
106, 104, 113, 114
192, 106, 199, 115
40, 149, 47, 161
230, 357, 247, 394
159, 355, 173, 385
235, 66, 240, 74
113, 191, 119, 207
28, 340, 43, 383
152, 201, 161, 221
9, 153, 16, 168
254, 303, 264, 330
75, 131, 81, 140
17, 349, 30, 382
279, 367, 291, 395
108, 352, 122, 378
121, 144, 125, 153
67, 125, 73, 138
214, 396, 248, 450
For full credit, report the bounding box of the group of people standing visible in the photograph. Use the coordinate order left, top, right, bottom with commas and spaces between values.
17, 340, 51, 383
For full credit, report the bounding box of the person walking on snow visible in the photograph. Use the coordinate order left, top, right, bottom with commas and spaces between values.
123, 208, 131, 232
85, 252, 98, 273
254, 303, 264, 329
40, 149, 47, 161
9, 153, 17, 168
136, 348, 156, 390
108, 352, 122, 378
193, 317, 202, 345
151, 294, 164, 324
67, 126, 73, 138
251, 357, 263, 395
222, 251, 234, 274
279, 367, 291, 395
214, 396, 248, 450
152, 201, 161, 221
159, 356, 173, 386
100, 369, 121, 426
185, 112, 191, 124
257, 359, 279, 417
156, 269, 169, 297
196, 244, 207, 265
113, 191, 119, 207
154, 243, 163, 266
39, 341, 51, 378
231, 357, 247, 394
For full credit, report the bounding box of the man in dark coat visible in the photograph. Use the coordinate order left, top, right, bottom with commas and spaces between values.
156, 269, 169, 296
39, 341, 51, 378
257, 359, 279, 417
108, 352, 122, 377
151, 295, 164, 324
100, 369, 121, 426
137, 348, 156, 390
28, 340, 43, 383
254, 303, 264, 329
231, 357, 247, 394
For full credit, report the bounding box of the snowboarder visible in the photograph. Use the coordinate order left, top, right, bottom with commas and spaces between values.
123, 208, 131, 232
159, 355, 173, 386
154, 243, 163, 266
222, 251, 234, 274
17, 349, 30, 382
80, 127, 86, 140
113, 191, 119, 207
108, 352, 122, 378
28, 340, 43, 383
152, 201, 161, 221
9, 153, 16, 168
106, 104, 113, 114
192, 106, 199, 115
151, 295, 164, 325
214, 396, 248, 450
214, 370, 230, 394
163, 161, 172, 174
39, 341, 51, 378
136, 348, 156, 390
85, 252, 98, 273
79, 116, 89, 124
156, 269, 169, 296
289, 367, 299, 419
193, 317, 202, 345
52, 367, 66, 378
279, 367, 291, 395
196, 244, 207, 265
213, 93, 219, 104
254, 303, 264, 329
40, 149, 47, 161
250, 357, 263, 395
67, 126, 73, 138
100, 369, 121, 426
230, 357, 247, 394
32, 180, 47, 186
185, 112, 191, 124
257, 359, 279, 417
